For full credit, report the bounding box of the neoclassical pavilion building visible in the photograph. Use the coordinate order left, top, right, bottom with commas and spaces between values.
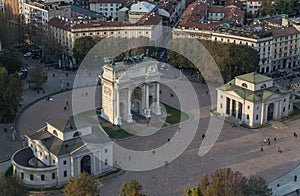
216, 72, 294, 128
11, 116, 113, 188
101, 57, 161, 125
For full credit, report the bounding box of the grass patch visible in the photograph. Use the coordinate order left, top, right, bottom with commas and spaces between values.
162, 103, 189, 124
281, 106, 300, 121
100, 123, 133, 139
98, 168, 122, 178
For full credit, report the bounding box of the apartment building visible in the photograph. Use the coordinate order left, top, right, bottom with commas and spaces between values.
89, 0, 122, 20
20, 1, 71, 29
4, 0, 20, 18
174, 2, 300, 74
48, 12, 163, 55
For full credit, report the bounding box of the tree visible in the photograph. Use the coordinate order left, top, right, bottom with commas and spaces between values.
199, 40, 259, 82
44, 35, 64, 61
0, 172, 28, 196
0, 67, 22, 123
26, 65, 47, 88
119, 179, 145, 196
0, 13, 24, 47
186, 168, 270, 196
185, 187, 203, 196
258, 0, 272, 16
0, 50, 22, 74
245, 176, 269, 196
64, 172, 99, 196
73, 36, 97, 63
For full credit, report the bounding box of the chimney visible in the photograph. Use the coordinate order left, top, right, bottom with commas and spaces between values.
282, 16, 289, 27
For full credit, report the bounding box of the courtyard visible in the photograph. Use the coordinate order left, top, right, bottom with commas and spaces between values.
15, 76, 300, 195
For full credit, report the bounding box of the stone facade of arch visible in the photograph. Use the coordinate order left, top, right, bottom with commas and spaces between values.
100, 57, 161, 125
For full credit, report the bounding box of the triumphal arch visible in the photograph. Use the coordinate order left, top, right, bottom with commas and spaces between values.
100, 55, 161, 125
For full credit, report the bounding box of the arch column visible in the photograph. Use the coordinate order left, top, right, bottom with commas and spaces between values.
126, 87, 133, 123
154, 82, 161, 115
144, 83, 151, 117
116, 88, 122, 125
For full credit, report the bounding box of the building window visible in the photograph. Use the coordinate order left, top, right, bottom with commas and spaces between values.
288, 104, 291, 110
283, 107, 286, 112
247, 114, 249, 120
221, 95, 223, 99
247, 106, 250, 109
64, 171, 67, 177
52, 173, 55, 179
30, 174, 34, 181
284, 98, 286, 102
40, 152, 42, 156
257, 106, 259, 110
256, 115, 259, 120
63, 160, 67, 165
220, 103, 223, 109
241, 83, 248, 88
53, 160, 55, 164
21, 172, 24, 179
41, 174, 45, 181
260, 84, 267, 89
105, 149, 108, 153
53, 130, 58, 136
105, 159, 108, 165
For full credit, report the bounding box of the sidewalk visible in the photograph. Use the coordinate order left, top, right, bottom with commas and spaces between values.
269, 165, 300, 195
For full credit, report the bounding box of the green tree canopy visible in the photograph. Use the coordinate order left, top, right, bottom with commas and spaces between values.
73, 36, 97, 63
27, 65, 48, 87
0, 172, 28, 196
64, 172, 99, 196
0, 67, 22, 123
199, 40, 259, 82
44, 35, 64, 61
185, 168, 270, 196
119, 179, 145, 196
0, 50, 22, 74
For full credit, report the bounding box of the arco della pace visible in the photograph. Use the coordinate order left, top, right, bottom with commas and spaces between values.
101, 57, 162, 125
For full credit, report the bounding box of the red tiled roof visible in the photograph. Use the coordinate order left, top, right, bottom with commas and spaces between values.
179, 1, 209, 24
135, 12, 162, 26
89, 0, 123, 3
225, 0, 243, 8
271, 26, 299, 38
48, 13, 162, 31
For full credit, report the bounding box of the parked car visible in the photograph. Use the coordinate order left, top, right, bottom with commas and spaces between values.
23, 52, 32, 58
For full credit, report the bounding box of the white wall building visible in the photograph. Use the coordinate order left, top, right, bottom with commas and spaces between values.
48, 13, 163, 55
12, 116, 113, 188
245, 0, 262, 15
89, 0, 122, 20
20, 0, 71, 29
128, 1, 156, 24
216, 72, 294, 128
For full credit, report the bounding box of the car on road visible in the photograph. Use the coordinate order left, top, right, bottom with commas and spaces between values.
23, 52, 32, 58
